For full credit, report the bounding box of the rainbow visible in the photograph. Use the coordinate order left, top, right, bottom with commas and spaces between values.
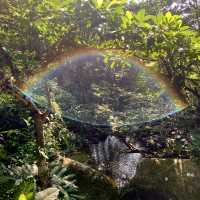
21, 48, 188, 126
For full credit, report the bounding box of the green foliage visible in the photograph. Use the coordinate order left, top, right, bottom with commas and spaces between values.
43, 114, 76, 159
0, 174, 15, 200
91, 0, 126, 9
0, 162, 37, 200
1, 0, 199, 108
49, 160, 83, 200
146, 12, 200, 105
0, 0, 200, 198
0, 144, 7, 160
114, 8, 200, 107
13, 177, 36, 200
0, 160, 82, 200
0, 173, 35, 200
0, 97, 37, 164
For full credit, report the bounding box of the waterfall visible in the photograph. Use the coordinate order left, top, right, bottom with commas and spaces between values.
91, 135, 142, 187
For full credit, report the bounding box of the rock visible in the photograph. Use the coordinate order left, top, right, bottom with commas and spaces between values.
120, 159, 200, 200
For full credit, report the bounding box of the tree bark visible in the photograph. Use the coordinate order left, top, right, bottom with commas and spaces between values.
5, 79, 50, 189
33, 112, 50, 189
62, 157, 117, 188
0, 44, 19, 78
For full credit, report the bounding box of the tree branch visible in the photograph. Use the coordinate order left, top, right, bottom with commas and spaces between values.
5, 78, 50, 188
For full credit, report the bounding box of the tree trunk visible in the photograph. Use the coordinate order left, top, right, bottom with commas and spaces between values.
0, 42, 50, 187
5, 80, 50, 189
33, 112, 50, 189
0, 44, 19, 78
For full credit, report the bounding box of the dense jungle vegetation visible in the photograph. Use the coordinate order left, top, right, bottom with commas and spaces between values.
0, 0, 200, 199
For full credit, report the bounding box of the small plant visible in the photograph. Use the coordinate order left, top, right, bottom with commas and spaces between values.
0, 160, 83, 200
49, 160, 84, 200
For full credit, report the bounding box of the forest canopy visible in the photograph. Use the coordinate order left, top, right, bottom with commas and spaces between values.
0, 0, 200, 107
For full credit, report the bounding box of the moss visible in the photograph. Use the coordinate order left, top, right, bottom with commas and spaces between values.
69, 151, 90, 164
120, 159, 200, 200
75, 171, 119, 200
63, 155, 119, 200
65, 163, 118, 199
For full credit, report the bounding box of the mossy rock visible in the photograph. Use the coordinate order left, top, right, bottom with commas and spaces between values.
120, 159, 200, 200
76, 171, 118, 200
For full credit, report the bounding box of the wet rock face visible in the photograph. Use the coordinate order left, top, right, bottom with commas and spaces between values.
90, 135, 200, 199
120, 159, 200, 200
121, 188, 169, 200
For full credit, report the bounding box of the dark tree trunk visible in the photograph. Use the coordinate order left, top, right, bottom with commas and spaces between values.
0, 44, 19, 78
33, 112, 50, 189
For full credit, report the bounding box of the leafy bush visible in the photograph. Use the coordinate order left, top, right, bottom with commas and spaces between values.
49, 160, 84, 200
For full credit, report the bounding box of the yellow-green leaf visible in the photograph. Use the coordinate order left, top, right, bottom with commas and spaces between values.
19, 194, 27, 200
165, 11, 173, 23
126, 11, 133, 20
165, 11, 172, 19
94, 0, 103, 8
110, 61, 116, 69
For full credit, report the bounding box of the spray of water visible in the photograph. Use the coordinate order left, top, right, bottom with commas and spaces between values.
23, 49, 187, 128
